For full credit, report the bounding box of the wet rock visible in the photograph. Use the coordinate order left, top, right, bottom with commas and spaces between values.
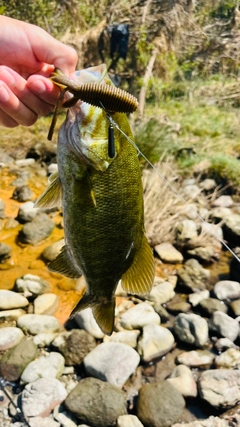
230, 299, 240, 316
137, 381, 185, 427
154, 243, 183, 263
188, 290, 210, 306
147, 281, 175, 305
199, 298, 228, 316
166, 365, 197, 397
214, 280, 240, 300
174, 313, 209, 347
177, 258, 210, 291
33, 293, 59, 315
84, 342, 140, 387
177, 349, 215, 367
166, 300, 191, 313
19, 212, 55, 244
17, 314, 61, 335
65, 377, 125, 426
33, 332, 58, 347
137, 323, 175, 362
103, 330, 140, 348
117, 415, 144, 427
12, 185, 33, 202
0, 337, 38, 381
209, 311, 239, 341
215, 348, 240, 369
15, 274, 50, 297
74, 308, 105, 339
176, 220, 198, 243
199, 369, 240, 408
212, 195, 234, 208
0, 308, 26, 321
119, 302, 160, 330
0, 327, 24, 351
21, 352, 65, 384
22, 377, 67, 417
0, 290, 28, 310
17, 201, 38, 223
0, 242, 12, 261
52, 329, 96, 365
41, 239, 65, 262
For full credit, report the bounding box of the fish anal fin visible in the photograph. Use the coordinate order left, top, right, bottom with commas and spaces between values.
71, 294, 115, 336
35, 173, 62, 209
48, 246, 81, 279
121, 235, 155, 296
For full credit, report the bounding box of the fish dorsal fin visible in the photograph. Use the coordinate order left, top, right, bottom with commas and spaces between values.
71, 294, 116, 336
35, 172, 62, 209
121, 235, 155, 296
48, 246, 81, 279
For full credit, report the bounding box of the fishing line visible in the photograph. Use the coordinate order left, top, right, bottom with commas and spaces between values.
110, 116, 240, 265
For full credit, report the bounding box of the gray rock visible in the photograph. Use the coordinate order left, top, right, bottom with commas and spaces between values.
215, 348, 240, 369
117, 415, 144, 427
84, 342, 140, 387
137, 381, 185, 427
41, 239, 65, 262
214, 280, 240, 300
103, 330, 140, 348
177, 258, 210, 291
214, 337, 239, 352
0, 327, 24, 351
166, 365, 197, 397
33, 332, 59, 347
4, 217, 19, 229
0, 308, 26, 321
212, 195, 234, 208
17, 314, 61, 335
174, 313, 209, 347
154, 243, 183, 263
187, 246, 216, 262
153, 303, 169, 322
34, 293, 59, 315
13, 417, 60, 427
74, 308, 105, 339
17, 201, 38, 223
22, 377, 67, 417
166, 300, 191, 313
147, 281, 175, 305
177, 350, 215, 367
52, 329, 96, 365
0, 290, 28, 309
188, 290, 210, 307
21, 352, 65, 384
0, 242, 12, 260
209, 311, 239, 341
19, 213, 55, 244
15, 274, 50, 297
199, 369, 240, 408
119, 302, 160, 330
173, 415, 239, 426
176, 219, 198, 243
199, 298, 228, 316
137, 323, 175, 362
65, 377, 125, 426
0, 337, 38, 381
12, 185, 33, 202
223, 214, 240, 244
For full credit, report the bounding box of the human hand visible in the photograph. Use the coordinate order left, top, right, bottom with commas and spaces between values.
0, 16, 78, 127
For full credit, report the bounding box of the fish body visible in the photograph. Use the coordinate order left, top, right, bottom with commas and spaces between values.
36, 64, 155, 334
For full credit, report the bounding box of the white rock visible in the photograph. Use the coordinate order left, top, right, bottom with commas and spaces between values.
212, 195, 234, 208
0, 327, 24, 351
0, 308, 26, 320
137, 323, 175, 362
17, 416, 60, 427
214, 280, 240, 300
176, 219, 198, 241
34, 293, 59, 315
17, 201, 38, 222
199, 369, 240, 408
119, 302, 160, 330
0, 290, 28, 309
17, 314, 61, 335
154, 243, 183, 263
215, 348, 240, 369
84, 342, 140, 387
15, 158, 35, 167
117, 414, 144, 427
148, 281, 175, 305
167, 365, 197, 397
104, 330, 140, 348
47, 163, 58, 175
174, 313, 209, 347
75, 308, 104, 339
22, 377, 67, 417
41, 239, 65, 262
53, 405, 78, 427
21, 352, 65, 384
188, 290, 210, 306
209, 311, 239, 342
33, 332, 59, 347
177, 350, 215, 367
173, 415, 238, 426
15, 274, 50, 297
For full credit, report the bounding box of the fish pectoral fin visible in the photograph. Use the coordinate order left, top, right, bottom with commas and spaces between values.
121, 235, 155, 296
35, 172, 62, 209
48, 246, 81, 279
70, 294, 116, 336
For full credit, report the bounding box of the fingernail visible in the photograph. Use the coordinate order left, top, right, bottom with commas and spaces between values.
28, 80, 46, 94
0, 86, 10, 102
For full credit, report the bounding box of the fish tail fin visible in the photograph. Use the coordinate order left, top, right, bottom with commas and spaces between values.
70, 294, 115, 336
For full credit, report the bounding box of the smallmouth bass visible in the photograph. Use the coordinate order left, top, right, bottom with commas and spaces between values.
36, 64, 155, 335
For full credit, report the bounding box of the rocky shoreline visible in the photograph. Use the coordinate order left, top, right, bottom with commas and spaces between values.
0, 148, 240, 427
